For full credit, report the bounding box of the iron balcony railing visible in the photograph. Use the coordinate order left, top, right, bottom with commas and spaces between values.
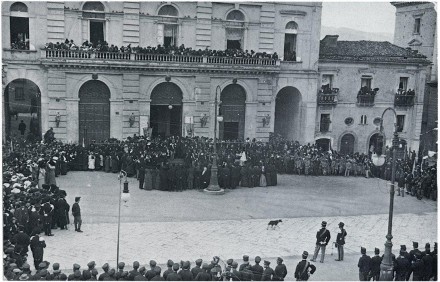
356, 94, 375, 107
394, 94, 415, 107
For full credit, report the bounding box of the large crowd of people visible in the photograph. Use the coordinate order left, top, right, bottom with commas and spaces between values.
44, 39, 279, 60
2, 131, 437, 280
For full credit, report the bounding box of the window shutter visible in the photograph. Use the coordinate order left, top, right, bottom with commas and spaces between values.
157, 24, 164, 46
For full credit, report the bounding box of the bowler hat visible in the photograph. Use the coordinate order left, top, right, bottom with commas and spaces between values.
302, 251, 308, 259
321, 221, 327, 227
400, 245, 407, 251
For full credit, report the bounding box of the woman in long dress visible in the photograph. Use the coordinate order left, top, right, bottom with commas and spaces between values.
46, 160, 57, 186
259, 164, 267, 187
38, 162, 46, 189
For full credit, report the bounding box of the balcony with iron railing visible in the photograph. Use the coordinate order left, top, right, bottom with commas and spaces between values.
394, 90, 415, 107
356, 87, 378, 107
317, 86, 339, 106
41, 49, 280, 67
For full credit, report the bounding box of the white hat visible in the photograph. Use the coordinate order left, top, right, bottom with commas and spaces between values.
3, 183, 10, 188
11, 188, 21, 194
13, 183, 22, 188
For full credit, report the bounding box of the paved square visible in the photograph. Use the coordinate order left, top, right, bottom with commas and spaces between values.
40, 172, 436, 280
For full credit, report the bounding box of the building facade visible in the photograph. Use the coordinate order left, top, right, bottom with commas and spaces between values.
2, 1, 433, 155
392, 1, 437, 153
317, 35, 430, 154
2, 1, 322, 145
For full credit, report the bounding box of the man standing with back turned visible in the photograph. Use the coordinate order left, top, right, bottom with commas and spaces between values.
72, 197, 83, 232
311, 221, 331, 263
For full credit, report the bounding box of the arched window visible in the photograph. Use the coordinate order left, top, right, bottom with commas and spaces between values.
82, 2, 106, 46
157, 5, 179, 47
225, 10, 245, 50
10, 2, 29, 50
284, 21, 298, 61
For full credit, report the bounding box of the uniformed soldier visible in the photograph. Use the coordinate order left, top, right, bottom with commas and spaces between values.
128, 261, 140, 280
294, 251, 316, 281
239, 255, 250, 272
240, 264, 253, 281
98, 263, 110, 281
191, 259, 203, 279
311, 221, 331, 263
163, 260, 174, 280
166, 263, 182, 281
194, 264, 211, 281
146, 260, 157, 280
395, 249, 411, 281
357, 247, 371, 281
179, 261, 193, 281
335, 222, 347, 261
261, 260, 274, 281
411, 253, 425, 281
273, 257, 287, 281
422, 243, 434, 281
251, 256, 264, 281
151, 266, 164, 281
407, 242, 422, 280
68, 264, 81, 281
369, 248, 381, 281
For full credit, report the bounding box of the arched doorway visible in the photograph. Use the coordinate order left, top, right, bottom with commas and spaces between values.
4, 79, 41, 140
150, 82, 183, 137
274, 87, 302, 141
79, 80, 110, 145
340, 133, 355, 155
220, 84, 246, 140
316, 138, 331, 152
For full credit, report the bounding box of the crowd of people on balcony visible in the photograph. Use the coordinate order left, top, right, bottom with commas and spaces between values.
357, 86, 379, 97
43, 39, 279, 60
395, 88, 416, 106
11, 34, 30, 51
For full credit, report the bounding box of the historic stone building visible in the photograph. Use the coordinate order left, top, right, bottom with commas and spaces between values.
317, 35, 430, 154
392, 1, 437, 154
2, 1, 433, 154
2, 1, 322, 145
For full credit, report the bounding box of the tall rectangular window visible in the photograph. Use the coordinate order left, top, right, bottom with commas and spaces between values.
283, 34, 297, 61
414, 18, 421, 34
361, 76, 372, 89
397, 115, 405, 132
226, 28, 243, 50
320, 114, 331, 132
399, 77, 408, 91
360, 115, 367, 125
10, 16, 29, 50
163, 24, 177, 47
90, 21, 104, 46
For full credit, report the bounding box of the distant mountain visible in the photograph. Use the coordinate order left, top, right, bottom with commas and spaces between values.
321, 26, 394, 42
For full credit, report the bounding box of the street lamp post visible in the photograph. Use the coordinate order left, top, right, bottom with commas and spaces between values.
378, 107, 399, 281
116, 170, 130, 266
204, 85, 225, 195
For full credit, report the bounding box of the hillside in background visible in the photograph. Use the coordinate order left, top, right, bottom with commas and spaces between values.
321, 26, 394, 43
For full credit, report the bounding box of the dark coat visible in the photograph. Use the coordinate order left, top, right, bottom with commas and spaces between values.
369, 255, 382, 275
166, 272, 182, 281
294, 260, 316, 281
261, 267, 274, 281
274, 264, 287, 281
315, 228, 331, 246
358, 255, 371, 273
251, 264, 264, 281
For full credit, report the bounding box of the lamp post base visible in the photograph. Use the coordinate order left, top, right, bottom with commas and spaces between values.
379, 266, 394, 281
204, 185, 225, 195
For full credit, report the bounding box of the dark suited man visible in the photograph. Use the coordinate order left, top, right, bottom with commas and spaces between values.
72, 197, 83, 232
395, 249, 411, 281
251, 256, 264, 281
335, 222, 347, 261
294, 251, 316, 281
311, 221, 331, 263
357, 247, 371, 281
369, 248, 381, 281
273, 257, 287, 281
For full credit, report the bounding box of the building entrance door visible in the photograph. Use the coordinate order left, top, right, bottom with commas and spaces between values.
79, 80, 110, 145
220, 84, 246, 140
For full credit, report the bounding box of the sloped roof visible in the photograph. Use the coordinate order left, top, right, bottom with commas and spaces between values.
319, 40, 429, 64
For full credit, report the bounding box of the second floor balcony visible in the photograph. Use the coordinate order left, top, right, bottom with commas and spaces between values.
394, 91, 415, 107
356, 87, 378, 107
317, 87, 339, 106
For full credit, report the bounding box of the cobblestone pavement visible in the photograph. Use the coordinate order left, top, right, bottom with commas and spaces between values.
35, 172, 437, 281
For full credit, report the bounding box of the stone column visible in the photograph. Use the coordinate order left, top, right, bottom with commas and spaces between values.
65, 98, 79, 143
302, 102, 317, 144
110, 99, 124, 139
245, 101, 258, 140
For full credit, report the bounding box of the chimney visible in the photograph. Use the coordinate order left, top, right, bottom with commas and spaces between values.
321, 35, 339, 48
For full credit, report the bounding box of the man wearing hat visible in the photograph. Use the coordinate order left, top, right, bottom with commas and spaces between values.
179, 261, 193, 280
150, 266, 164, 281
357, 247, 371, 281
251, 256, 264, 281
146, 260, 157, 280
115, 262, 127, 280
261, 260, 274, 281
274, 257, 287, 281
50, 263, 63, 280
129, 261, 140, 280
68, 264, 81, 281
239, 255, 250, 272
422, 243, 434, 281
240, 264, 253, 281
208, 256, 222, 280
87, 261, 96, 272
163, 260, 174, 280
335, 222, 347, 261
72, 197, 83, 232
98, 263, 110, 281
230, 261, 241, 281
191, 259, 203, 279
13, 226, 30, 257
19, 273, 30, 281
30, 234, 46, 271
395, 248, 411, 281
195, 264, 211, 281
135, 267, 147, 281
411, 252, 425, 281
369, 248, 381, 281
294, 251, 316, 281
166, 263, 181, 281
311, 221, 331, 263
406, 241, 421, 280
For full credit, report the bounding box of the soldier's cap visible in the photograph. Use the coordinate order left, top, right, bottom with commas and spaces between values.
321, 221, 327, 227
52, 263, 60, 271
19, 274, 30, 281
73, 263, 80, 270
195, 259, 202, 266
413, 242, 419, 248
243, 255, 249, 261
74, 270, 81, 278
118, 262, 125, 269
40, 269, 48, 277
400, 245, 407, 251
13, 268, 21, 273
202, 263, 210, 270
374, 248, 380, 255
426, 243, 431, 249
338, 222, 344, 227
167, 260, 174, 267
75, 197, 81, 202
361, 247, 366, 254
226, 259, 233, 265
133, 261, 140, 268
87, 261, 95, 268
277, 257, 283, 263
263, 260, 270, 265
302, 251, 309, 259
150, 260, 156, 267
22, 263, 30, 270
154, 266, 161, 275
39, 262, 47, 269
172, 263, 180, 271
231, 261, 238, 268
139, 266, 146, 273
183, 261, 190, 269
248, 254, 259, 263
102, 263, 109, 270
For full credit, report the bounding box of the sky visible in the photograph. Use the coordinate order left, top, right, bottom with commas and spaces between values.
321, 2, 396, 35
